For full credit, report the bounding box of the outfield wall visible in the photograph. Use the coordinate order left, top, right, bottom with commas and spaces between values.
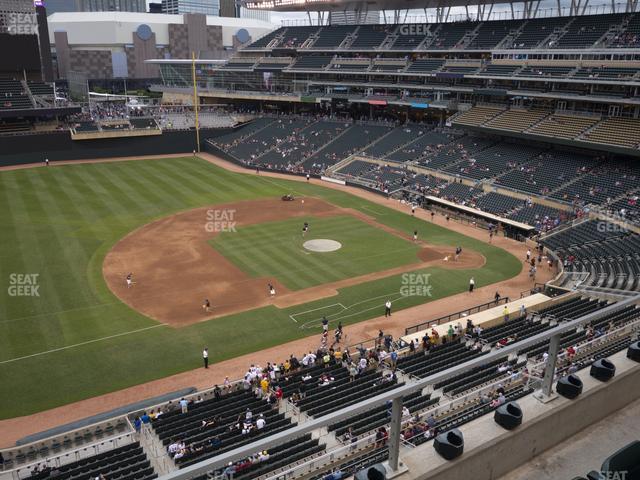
0, 129, 232, 167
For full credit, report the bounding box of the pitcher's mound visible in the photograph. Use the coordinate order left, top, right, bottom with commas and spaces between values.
303, 239, 342, 252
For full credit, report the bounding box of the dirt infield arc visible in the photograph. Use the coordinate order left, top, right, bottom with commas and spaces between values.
103, 197, 484, 327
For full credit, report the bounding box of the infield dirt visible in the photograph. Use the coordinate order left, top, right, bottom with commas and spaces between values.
103, 197, 484, 326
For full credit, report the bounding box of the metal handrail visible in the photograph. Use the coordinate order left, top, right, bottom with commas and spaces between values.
0, 433, 137, 480
405, 297, 511, 334
157, 295, 639, 480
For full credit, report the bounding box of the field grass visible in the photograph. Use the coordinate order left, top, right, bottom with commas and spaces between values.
0, 156, 522, 419
210, 215, 421, 290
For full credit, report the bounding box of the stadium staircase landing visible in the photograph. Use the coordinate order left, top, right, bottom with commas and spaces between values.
140, 427, 177, 475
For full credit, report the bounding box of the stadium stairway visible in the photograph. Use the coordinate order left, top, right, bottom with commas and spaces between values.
138, 428, 176, 475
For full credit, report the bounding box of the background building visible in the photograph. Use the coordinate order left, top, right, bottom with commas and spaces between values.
219, 0, 271, 21
161, 0, 220, 15
47, 11, 275, 79
0, 0, 53, 80
44, 0, 146, 13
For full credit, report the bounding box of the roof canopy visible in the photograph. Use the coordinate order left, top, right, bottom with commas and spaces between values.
243, 0, 510, 12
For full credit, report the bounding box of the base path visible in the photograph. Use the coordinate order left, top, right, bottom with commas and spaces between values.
0, 153, 554, 447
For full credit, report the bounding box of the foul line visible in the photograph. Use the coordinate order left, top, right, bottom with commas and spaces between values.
0, 324, 167, 365
290, 303, 346, 323
361, 205, 388, 216
0, 301, 125, 325
297, 292, 406, 329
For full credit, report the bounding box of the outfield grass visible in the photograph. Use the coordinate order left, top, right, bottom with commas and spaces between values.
211, 215, 421, 290
0, 157, 522, 419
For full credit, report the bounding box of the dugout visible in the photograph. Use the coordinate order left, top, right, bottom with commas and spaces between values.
422, 195, 536, 240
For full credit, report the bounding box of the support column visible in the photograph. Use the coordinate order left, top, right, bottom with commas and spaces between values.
387, 398, 403, 473
534, 333, 561, 403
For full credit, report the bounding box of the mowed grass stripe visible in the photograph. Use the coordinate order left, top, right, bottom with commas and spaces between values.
32, 170, 99, 262
0, 175, 30, 325
213, 225, 322, 289
1, 174, 70, 360
215, 217, 361, 288
212, 215, 421, 290
157, 158, 259, 201
57, 167, 128, 225
107, 162, 178, 212
68, 165, 139, 231
159, 156, 265, 202
254, 229, 331, 289
96, 164, 170, 217
21, 173, 106, 313
231, 224, 327, 290
212, 230, 265, 277
117, 161, 195, 209
137, 164, 200, 207
150, 159, 229, 202
217, 218, 329, 287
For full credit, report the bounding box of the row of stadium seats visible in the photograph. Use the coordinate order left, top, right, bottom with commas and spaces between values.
246, 13, 640, 52
0, 79, 57, 111
544, 220, 640, 291
208, 115, 640, 235
22, 443, 156, 480
452, 107, 640, 150
70, 119, 160, 134
220, 55, 640, 84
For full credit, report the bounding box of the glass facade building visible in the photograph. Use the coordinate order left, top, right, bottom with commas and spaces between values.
161, 0, 219, 16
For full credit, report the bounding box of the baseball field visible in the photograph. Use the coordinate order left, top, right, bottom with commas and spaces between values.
0, 156, 521, 419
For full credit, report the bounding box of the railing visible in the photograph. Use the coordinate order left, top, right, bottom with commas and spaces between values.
126, 379, 245, 423
149, 295, 639, 480
405, 297, 510, 334
528, 316, 640, 377
519, 283, 549, 298
263, 433, 378, 480
0, 433, 137, 480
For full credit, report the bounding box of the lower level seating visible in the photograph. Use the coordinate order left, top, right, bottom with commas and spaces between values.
24, 443, 155, 480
